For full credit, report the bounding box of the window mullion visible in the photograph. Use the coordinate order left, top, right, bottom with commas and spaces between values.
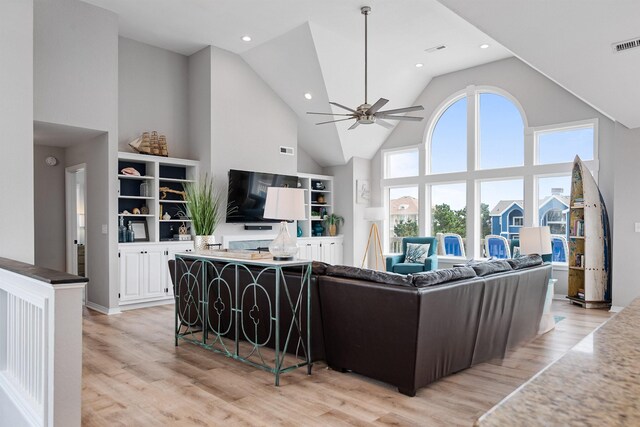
466, 87, 478, 259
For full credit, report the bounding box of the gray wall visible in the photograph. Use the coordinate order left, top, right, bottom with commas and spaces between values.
367, 57, 618, 298
325, 157, 370, 266
0, 0, 34, 263
297, 147, 324, 175
34, 0, 119, 311
119, 37, 190, 159
611, 125, 640, 307
189, 45, 299, 238
34, 145, 66, 271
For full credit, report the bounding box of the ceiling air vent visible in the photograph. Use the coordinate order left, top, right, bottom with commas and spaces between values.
425, 45, 446, 53
279, 146, 294, 156
612, 37, 640, 53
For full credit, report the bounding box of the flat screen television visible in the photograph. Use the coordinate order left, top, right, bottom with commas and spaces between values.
226, 169, 299, 223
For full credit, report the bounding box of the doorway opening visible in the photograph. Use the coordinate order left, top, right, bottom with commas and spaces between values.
66, 164, 87, 277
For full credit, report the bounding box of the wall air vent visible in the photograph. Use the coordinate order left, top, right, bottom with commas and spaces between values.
279, 146, 294, 156
612, 37, 640, 53
425, 45, 446, 53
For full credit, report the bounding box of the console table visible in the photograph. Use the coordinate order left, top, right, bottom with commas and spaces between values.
173, 252, 312, 385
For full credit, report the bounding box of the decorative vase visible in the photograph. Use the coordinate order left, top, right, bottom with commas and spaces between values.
194, 235, 215, 251
313, 222, 324, 237
329, 224, 337, 236
297, 225, 303, 237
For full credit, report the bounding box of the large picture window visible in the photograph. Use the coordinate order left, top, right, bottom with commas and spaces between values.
380, 86, 598, 259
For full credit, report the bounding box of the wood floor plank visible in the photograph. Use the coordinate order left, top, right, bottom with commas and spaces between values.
82, 301, 611, 426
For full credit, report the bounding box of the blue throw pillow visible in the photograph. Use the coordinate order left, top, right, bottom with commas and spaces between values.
405, 243, 430, 263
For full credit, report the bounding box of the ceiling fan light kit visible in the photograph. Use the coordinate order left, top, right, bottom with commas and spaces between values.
307, 6, 424, 130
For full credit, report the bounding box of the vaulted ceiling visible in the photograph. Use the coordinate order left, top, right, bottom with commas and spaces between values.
82, 1, 639, 166
81, 0, 511, 166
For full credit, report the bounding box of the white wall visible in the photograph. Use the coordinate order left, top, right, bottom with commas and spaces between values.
119, 37, 190, 158
0, 0, 34, 263
34, 145, 66, 271
34, 0, 119, 310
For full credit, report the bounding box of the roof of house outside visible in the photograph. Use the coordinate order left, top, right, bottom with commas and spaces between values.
390, 196, 418, 216
490, 195, 570, 216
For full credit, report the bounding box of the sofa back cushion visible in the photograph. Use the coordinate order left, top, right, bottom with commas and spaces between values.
412, 267, 476, 287
468, 260, 513, 277
326, 265, 413, 287
507, 254, 543, 270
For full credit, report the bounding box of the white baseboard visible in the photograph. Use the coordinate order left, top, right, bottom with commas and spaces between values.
609, 306, 624, 313
119, 298, 174, 311
85, 301, 121, 315
553, 294, 566, 300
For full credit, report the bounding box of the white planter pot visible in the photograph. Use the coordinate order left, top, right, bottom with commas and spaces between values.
194, 235, 215, 251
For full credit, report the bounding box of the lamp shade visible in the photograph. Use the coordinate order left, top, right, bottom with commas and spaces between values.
263, 187, 306, 221
364, 207, 385, 221
519, 226, 552, 255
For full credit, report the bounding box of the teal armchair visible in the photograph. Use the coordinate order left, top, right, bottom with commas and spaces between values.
386, 237, 438, 274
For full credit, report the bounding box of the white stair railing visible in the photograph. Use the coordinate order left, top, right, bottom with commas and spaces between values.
0, 261, 86, 427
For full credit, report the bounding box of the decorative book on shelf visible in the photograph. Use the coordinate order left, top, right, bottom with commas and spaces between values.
567, 155, 612, 308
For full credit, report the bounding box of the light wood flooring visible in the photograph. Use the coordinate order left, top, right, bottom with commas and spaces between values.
82, 301, 611, 426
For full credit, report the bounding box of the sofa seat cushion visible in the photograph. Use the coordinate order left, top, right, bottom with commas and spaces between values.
393, 263, 426, 275
412, 267, 477, 287
468, 260, 513, 277
507, 254, 543, 270
326, 265, 413, 287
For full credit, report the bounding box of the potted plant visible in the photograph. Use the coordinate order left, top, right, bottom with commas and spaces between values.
183, 175, 228, 251
324, 213, 344, 237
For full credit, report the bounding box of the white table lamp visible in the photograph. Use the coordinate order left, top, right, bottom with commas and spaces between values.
362, 206, 385, 270
263, 187, 306, 260
519, 226, 552, 255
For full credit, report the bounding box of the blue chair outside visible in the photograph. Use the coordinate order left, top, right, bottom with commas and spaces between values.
485, 235, 511, 259
386, 237, 438, 274
443, 233, 465, 257
551, 235, 568, 263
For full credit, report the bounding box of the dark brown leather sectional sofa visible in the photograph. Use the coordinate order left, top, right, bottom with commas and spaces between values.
170, 257, 551, 397
317, 262, 551, 396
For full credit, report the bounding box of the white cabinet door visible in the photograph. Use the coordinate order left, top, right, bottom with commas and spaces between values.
145, 248, 167, 299
120, 250, 143, 302
321, 242, 333, 264
335, 240, 344, 265
297, 242, 310, 260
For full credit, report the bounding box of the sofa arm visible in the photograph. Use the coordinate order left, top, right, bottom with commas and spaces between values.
424, 254, 438, 271
386, 254, 404, 272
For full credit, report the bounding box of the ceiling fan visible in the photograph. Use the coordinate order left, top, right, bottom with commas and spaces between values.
307, 6, 424, 130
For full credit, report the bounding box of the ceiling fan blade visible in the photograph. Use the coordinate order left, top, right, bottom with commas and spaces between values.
307, 112, 355, 117
348, 120, 360, 130
377, 115, 424, 122
315, 117, 355, 125
330, 102, 359, 114
365, 98, 389, 115
377, 105, 424, 115
375, 119, 394, 129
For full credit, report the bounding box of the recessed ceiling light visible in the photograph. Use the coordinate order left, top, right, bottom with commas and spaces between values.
480, 43, 490, 49
304, 93, 313, 100
241, 35, 252, 42
415, 63, 424, 68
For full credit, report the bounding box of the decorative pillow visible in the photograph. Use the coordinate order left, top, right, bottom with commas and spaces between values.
507, 254, 543, 270
469, 260, 513, 277
412, 267, 477, 288
405, 243, 431, 263
311, 261, 330, 275
326, 265, 413, 287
